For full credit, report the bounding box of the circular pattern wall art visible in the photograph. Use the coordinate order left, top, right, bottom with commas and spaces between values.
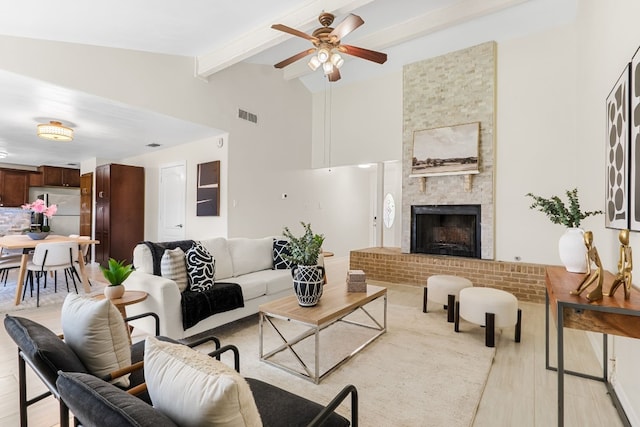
630, 49, 640, 231
605, 65, 629, 230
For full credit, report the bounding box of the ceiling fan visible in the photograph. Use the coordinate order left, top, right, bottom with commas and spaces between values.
272, 12, 387, 82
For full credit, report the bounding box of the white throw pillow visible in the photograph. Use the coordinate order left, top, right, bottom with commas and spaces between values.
228, 237, 273, 276
61, 294, 131, 387
200, 237, 233, 280
144, 336, 262, 427
161, 247, 188, 292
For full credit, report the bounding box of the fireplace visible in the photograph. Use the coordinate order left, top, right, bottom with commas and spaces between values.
411, 205, 481, 258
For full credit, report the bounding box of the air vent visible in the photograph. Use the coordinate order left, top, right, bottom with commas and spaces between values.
238, 108, 258, 124
146, 143, 161, 147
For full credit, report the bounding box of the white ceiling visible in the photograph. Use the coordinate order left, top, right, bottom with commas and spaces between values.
0, 0, 576, 168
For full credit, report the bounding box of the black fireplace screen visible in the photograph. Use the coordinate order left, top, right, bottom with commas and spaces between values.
411, 205, 481, 258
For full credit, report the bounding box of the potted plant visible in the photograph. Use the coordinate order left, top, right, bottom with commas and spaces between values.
101, 258, 133, 299
282, 222, 325, 306
526, 188, 603, 273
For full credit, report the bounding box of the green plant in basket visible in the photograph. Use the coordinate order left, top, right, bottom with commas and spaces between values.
282, 222, 325, 266
100, 258, 134, 286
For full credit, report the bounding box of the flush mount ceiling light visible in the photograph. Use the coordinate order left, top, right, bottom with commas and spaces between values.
37, 121, 74, 142
0, 150, 8, 159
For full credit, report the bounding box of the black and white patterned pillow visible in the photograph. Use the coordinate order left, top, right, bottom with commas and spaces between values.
273, 238, 292, 270
185, 242, 215, 292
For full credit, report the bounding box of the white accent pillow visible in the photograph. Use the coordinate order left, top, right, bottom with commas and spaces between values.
200, 237, 233, 280
228, 237, 273, 277
132, 244, 154, 274
61, 294, 131, 387
144, 336, 262, 427
161, 247, 188, 292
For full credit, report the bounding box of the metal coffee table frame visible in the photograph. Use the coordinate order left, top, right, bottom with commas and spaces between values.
259, 288, 387, 384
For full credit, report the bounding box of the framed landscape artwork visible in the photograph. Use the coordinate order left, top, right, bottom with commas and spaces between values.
196, 160, 220, 216
410, 122, 480, 177
605, 64, 629, 230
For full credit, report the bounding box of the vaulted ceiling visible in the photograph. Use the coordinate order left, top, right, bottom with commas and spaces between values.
0, 0, 576, 167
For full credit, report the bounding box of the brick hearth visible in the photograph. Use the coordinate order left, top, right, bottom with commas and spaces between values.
350, 247, 547, 303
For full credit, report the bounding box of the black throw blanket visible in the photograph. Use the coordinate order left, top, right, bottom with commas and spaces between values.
141, 240, 195, 276
181, 282, 245, 330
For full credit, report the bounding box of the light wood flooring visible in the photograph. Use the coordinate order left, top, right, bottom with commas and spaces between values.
0, 261, 625, 426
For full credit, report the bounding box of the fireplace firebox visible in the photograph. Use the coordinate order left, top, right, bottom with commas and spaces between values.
411, 205, 481, 258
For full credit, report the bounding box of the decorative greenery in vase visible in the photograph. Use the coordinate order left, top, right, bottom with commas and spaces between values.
22, 198, 57, 232
525, 188, 603, 228
100, 258, 134, 286
282, 222, 325, 266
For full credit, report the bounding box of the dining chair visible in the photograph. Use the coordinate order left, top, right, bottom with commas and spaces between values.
69, 235, 92, 286
23, 242, 79, 307
0, 252, 22, 286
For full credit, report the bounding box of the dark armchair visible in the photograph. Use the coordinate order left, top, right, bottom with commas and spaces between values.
57, 343, 359, 427
3, 312, 220, 427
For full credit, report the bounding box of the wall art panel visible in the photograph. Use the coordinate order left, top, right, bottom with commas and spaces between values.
630, 49, 640, 231
605, 65, 630, 230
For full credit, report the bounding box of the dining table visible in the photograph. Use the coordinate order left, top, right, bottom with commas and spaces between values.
0, 234, 99, 306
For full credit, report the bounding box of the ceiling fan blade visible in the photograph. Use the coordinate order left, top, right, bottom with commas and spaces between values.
274, 48, 316, 69
271, 24, 318, 43
328, 14, 364, 42
328, 68, 341, 82
339, 44, 387, 64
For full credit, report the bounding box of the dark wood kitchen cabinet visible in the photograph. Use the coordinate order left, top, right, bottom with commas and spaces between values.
94, 164, 144, 267
79, 172, 93, 237
0, 169, 30, 207
37, 166, 80, 187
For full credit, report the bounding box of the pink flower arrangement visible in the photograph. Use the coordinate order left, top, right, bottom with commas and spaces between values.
22, 199, 57, 218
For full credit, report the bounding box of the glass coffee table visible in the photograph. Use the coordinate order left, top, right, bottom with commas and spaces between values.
259, 283, 387, 384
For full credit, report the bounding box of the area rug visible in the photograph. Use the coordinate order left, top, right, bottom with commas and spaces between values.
0, 270, 107, 314
189, 285, 497, 427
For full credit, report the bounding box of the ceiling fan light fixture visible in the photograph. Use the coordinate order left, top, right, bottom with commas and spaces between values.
317, 47, 330, 63
330, 53, 344, 68
322, 62, 334, 75
37, 121, 74, 142
308, 56, 321, 71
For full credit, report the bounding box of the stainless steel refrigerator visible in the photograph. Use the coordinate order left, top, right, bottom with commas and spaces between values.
30, 187, 81, 236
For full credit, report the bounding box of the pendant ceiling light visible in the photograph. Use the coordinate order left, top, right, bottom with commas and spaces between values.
37, 121, 74, 142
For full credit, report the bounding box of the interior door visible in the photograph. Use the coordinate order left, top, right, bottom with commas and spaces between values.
158, 162, 186, 241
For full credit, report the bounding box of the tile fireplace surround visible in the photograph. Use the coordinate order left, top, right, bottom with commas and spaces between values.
350, 247, 546, 303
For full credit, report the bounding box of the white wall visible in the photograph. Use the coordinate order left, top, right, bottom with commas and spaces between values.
495, 23, 582, 265
124, 135, 229, 241
311, 71, 402, 168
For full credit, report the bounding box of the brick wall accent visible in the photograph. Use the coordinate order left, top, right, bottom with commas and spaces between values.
350, 247, 546, 304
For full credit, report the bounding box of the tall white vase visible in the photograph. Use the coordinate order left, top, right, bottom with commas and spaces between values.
558, 228, 587, 273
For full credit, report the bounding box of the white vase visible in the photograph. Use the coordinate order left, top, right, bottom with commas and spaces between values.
558, 228, 587, 273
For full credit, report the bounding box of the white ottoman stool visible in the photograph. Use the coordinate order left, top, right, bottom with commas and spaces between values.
423, 275, 473, 322
455, 287, 522, 348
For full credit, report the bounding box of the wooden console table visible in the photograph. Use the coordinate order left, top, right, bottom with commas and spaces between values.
545, 266, 640, 427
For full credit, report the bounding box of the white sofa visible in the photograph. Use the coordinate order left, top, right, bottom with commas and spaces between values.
124, 237, 294, 339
